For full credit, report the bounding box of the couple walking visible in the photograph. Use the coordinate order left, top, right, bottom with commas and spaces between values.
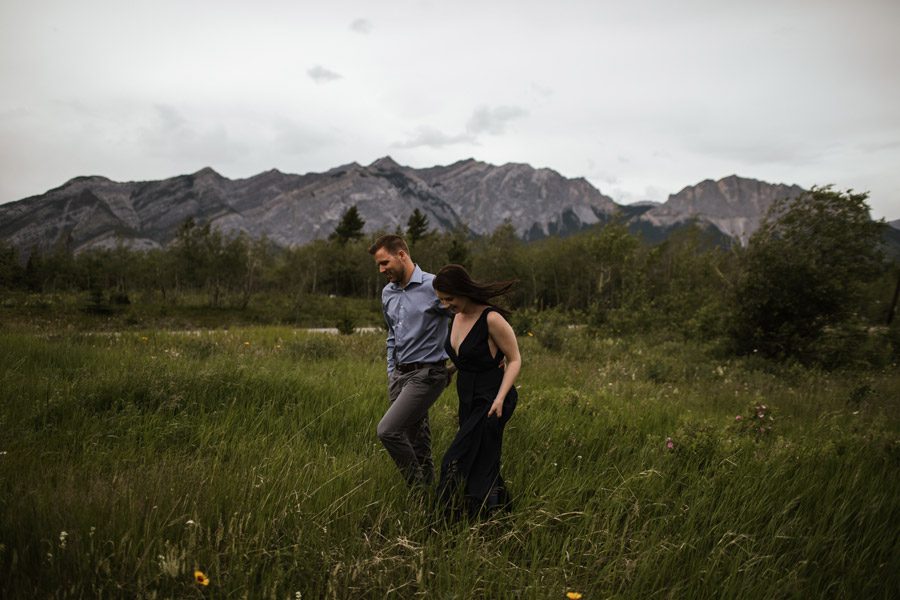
369, 234, 521, 518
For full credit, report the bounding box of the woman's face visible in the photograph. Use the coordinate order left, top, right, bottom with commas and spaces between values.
435, 290, 469, 314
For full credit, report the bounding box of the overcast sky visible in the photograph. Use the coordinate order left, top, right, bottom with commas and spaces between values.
1, 0, 898, 220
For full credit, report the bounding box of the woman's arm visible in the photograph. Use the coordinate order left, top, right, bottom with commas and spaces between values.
486, 310, 521, 418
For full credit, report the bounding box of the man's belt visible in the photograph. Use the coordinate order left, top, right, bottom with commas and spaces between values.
396, 360, 446, 374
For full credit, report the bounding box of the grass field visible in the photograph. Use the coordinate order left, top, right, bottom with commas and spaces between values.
1, 322, 898, 598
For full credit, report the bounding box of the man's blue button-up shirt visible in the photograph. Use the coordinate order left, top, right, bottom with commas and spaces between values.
381, 265, 449, 375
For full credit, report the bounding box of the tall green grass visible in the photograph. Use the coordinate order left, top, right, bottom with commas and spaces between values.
1, 327, 898, 598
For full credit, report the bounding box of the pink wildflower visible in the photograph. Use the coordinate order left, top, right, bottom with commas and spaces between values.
735, 415, 743, 421
666, 437, 674, 450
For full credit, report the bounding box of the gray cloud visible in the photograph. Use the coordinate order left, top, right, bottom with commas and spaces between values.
2, 1, 898, 220
394, 105, 528, 149
530, 83, 554, 99
139, 104, 245, 163
0, 107, 31, 121
350, 18, 372, 34
155, 104, 187, 131
307, 65, 342, 84
271, 117, 328, 156
858, 137, 900, 153
393, 126, 475, 149
466, 105, 527, 135
689, 135, 826, 167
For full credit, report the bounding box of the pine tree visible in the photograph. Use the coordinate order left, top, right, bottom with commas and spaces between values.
330, 205, 366, 245
406, 208, 429, 244
447, 227, 471, 268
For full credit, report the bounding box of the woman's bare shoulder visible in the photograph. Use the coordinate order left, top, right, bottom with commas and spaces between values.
486, 309, 512, 329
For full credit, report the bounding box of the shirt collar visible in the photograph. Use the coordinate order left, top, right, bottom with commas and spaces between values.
393, 264, 424, 290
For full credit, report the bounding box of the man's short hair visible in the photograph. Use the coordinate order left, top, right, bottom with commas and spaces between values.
368, 234, 409, 256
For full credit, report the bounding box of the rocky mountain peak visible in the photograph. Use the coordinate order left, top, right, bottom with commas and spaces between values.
639, 174, 806, 245
0, 161, 825, 254
369, 156, 403, 171
63, 175, 114, 186
324, 162, 363, 176
192, 166, 224, 179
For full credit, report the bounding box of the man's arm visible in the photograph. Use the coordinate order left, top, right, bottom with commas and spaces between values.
384, 310, 396, 376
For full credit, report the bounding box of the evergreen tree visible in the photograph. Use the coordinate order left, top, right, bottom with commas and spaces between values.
406, 208, 429, 244
446, 224, 472, 268
330, 205, 366, 245
0, 241, 23, 289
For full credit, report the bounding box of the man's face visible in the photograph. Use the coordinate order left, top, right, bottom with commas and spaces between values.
373, 247, 406, 284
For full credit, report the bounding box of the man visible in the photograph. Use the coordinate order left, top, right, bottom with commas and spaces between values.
369, 234, 450, 487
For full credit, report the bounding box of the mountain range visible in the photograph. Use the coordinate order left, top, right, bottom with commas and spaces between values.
0, 157, 877, 254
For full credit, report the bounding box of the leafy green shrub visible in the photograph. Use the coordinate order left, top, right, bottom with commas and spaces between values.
666, 420, 722, 468
508, 308, 537, 336
110, 292, 131, 305
81, 289, 113, 315
532, 309, 567, 351
336, 316, 356, 335
730, 402, 776, 440
730, 186, 885, 359
645, 359, 671, 384
807, 323, 895, 369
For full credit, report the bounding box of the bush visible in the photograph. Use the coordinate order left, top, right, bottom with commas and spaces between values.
336, 316, 356, 335
729, 402, 776, 441
666, 420, 722, 468
110, 292, 131, 305
806, 322, 895, 370
730, 186, 886, 359
532, 309, 568, 352
81, 289, 113, 315
508, 308, 537, 336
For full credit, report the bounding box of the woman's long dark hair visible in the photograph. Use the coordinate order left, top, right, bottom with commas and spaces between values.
433, 264, 516, 318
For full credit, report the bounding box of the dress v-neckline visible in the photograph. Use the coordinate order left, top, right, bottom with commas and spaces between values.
450, 307, 490, 357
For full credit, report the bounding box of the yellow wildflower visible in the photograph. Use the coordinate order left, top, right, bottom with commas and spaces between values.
566, 593, 583, 600
194, 570, 210, 586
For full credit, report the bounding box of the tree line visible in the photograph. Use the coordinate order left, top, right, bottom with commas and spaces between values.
2, 189, 898, 365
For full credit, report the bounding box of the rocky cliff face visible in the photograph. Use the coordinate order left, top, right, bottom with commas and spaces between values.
639, 175, 806, 245
1, 158, 815, 254
417, 159, 619, 240
0, 157, 620, 253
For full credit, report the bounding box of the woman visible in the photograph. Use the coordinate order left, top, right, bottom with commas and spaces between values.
432, 264, 521, 519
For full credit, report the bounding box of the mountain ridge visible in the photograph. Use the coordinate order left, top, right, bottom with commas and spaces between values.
0, 158, 815, 254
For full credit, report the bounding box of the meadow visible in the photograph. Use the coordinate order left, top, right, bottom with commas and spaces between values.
1, 318, 898, 598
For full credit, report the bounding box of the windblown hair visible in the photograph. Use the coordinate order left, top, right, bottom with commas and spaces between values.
433, 264, 516, 317
368, 234, 409, 256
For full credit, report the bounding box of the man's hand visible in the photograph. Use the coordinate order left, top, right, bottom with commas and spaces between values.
446, 365, 457, 387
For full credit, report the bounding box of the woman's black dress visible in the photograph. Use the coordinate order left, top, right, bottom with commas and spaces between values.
437, 307, 517, 518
